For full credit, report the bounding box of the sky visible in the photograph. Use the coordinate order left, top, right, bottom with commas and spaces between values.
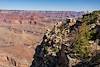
0, 0, 99, 11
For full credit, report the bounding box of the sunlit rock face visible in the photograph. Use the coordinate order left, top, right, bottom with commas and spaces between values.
0, 52, 30, 67
0, 10, 85, 67
30, 11, 100, 67
30, 19, 81, 67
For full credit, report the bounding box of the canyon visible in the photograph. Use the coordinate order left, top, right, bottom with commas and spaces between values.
0, 10, 84, 67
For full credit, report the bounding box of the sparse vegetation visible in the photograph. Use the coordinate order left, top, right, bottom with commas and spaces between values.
31, 10, 100, 67
74, 21, 91, 59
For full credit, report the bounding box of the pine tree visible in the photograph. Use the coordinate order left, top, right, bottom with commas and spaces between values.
74, 20, 92, 59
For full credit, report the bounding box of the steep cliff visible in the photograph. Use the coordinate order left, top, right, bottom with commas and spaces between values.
30, 11, 100, 67
30, 18, 80, 67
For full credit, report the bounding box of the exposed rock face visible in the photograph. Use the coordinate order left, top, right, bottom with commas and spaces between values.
30, 11, 100, 67
30, 19, 80, 67
0, 24, 45, 67
0, 10, 85, 67
0, 52, 29, 67
0, 10, 84, 23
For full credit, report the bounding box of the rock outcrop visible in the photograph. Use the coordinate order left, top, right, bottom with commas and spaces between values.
30, 11, 100, 67
0, 51, 30, 67
30, 18, 80, 67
